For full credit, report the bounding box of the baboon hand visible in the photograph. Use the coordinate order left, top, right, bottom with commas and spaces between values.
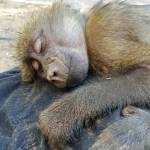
38, 99, 82, 149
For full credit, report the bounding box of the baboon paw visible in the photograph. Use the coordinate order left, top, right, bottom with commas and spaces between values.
38, 100, 76, 149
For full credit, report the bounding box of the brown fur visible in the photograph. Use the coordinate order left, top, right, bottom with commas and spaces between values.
16, 7, 48, 81
86, 2, 150, 75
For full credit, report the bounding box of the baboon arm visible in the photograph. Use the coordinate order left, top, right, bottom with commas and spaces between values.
39, 67, 150, 148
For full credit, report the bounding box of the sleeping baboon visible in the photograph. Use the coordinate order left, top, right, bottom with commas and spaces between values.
16, 1, 150, 149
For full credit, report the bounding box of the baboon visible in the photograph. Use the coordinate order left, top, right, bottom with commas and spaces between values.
16, 1, 150, 149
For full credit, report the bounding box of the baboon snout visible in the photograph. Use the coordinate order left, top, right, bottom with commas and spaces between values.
47, 67, 65, 82
46, 61, 69, 88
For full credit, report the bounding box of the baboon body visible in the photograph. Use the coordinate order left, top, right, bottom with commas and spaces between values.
17, 2, 150, 86
86, 2, 150, 75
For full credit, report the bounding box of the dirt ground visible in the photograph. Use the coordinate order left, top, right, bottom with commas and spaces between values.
0, 0, 149, 73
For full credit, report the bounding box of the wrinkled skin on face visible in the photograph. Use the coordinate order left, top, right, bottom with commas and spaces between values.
28, 27, 89, 88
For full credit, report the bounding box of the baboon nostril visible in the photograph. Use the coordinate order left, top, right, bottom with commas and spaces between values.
53, 71, 57, 77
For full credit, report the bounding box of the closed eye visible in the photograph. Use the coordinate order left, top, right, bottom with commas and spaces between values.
33, 30, 47, 54
33, 38, 42, 54
31, 59, 42, 71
